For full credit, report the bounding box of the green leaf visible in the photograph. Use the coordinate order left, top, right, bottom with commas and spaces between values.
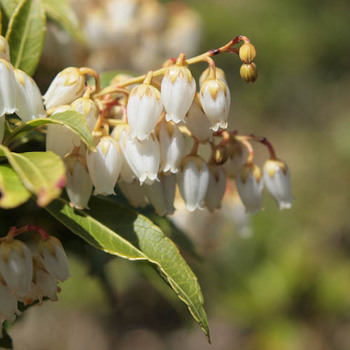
4, 111, 94, 150
0, 145, 65, 206
98, 70, 134, 89
0, 164, 31, 208
42, 0, 84, 42
0, 0, 19, 18
6, 0, 46, 76
46, 196, 210, 341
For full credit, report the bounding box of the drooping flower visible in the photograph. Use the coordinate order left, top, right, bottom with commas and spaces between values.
0, 58, 17, 117
223, 138, 246, 177
236, 163, 264, 214
118, 180, 148, 208
263, 159, 293, 210
204, 165, 227, 212
199, 66, 226, 87
177, 155, 210, 212
71, 97, 98, 131
0, 281, 20, 324
161, 64, 196, 123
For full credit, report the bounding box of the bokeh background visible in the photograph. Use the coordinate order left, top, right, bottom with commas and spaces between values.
1, 0, 350, 349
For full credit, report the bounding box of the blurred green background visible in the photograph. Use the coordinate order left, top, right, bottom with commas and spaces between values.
2, 0, 350, 349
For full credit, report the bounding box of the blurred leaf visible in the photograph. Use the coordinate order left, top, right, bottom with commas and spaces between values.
99, 70, 135, 89
46, 196, 210, 341
6, 0, 46, 76
0, 164, 31, 208
5, 111, 94, 150
42, 0, 84, 42
0, 0, 19, 35
0, 146, 65, 206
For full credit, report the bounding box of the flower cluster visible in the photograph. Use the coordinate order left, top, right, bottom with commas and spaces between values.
43, 35, 293, 214
0, 226, 69, 331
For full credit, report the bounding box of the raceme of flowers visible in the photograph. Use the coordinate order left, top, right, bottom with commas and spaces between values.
0, 34, 293, 216
0, 226, 69, 332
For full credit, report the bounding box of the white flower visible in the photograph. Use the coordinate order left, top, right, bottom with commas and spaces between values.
34, 267, 58, 302
14, 69, 46, 122
143, 173, 176, 216
43, 67, 85, 110
199, 77, 230, 131
0, 58, 17, 117
121, 131, 160, 185
65, 153, 93, 209
161, 65, 196, 123
199, 66, 226, 87
0, 239, 33, 297
0, 116, 5, 144
118, 180, 148, 208
223, 139, 246, 177
236, 163, 264, 214
204, 165, 227, 212
86, 136, 122, 195
39, 236, 70, 282
127, 84, 163, 140
263, 159, 293, 210
0, 35, 10, 61
0, 281, 20, 323
46, 106, 80, 158
71, 97, 98, 131
177, 155, 210, 212
184, 95, 212, 142
157, 120, 185, 174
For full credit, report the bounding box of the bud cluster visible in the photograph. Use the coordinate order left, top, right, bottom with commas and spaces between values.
0, 227, 69, 330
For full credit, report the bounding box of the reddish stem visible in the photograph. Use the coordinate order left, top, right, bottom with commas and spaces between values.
6, 225, 50, 240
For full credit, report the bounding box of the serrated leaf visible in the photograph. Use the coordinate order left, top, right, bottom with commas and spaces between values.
0, 164, 31, 208
45, 196, 210, 341
4, 111, 94, 150
42, 0, 84, 42
0, 145, 65, 206
6, 0, 46, 76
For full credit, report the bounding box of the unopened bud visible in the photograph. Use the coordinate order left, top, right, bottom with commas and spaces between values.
239, 43, 256, 63
240, 63, 257, 83
213, 145, 228, 165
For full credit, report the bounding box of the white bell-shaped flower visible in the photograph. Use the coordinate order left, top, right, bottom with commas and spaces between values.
34, 267, 58, 302
71, 97, 98, 131
223, 139, 246, 177
0, 281, 20, 323
157, 120, 185, 174
46, 106, 80, 158
65, 153, 93, 209
0, 36, 10, 61
118, 180, 148, 208
199, 72, 230, 132
43, 67, 85, 110
143, 173, 176, 216
0, 116, 5, 144
236, 163, 264, 214
86, 136, 122, 195
204, 165, 227, 211
161, 65, 196, 123
0, 58, 17, 117
177, 155, 210, 212
184, 95, 212, 142
263, 159, 293, 210
0, 239, 33, 297
199, 66, 226, 87
121, 131, 160, 185
14, 69, 46, 122
127, 84, 163, 140
39, 236, 70, 282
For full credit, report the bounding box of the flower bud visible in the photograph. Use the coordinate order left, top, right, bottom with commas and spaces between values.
157, 120, 185, 174
0, 36, 10, 61
184, 95, 212, 142
263, 159, 293, 210
65, 153, 93, 209
0, 116, 5, 144
177, 155, 210, 212
240, 63, 257, 83
236, 163, 264, 213
127, 84, 163, 140
0, 239, 33, 297
199, 66, 226, 87
39, 236, 70, 282
143, 173, 176, 216
239, 43, 256, 63
161, 65, 196, 123
199, 77, 230, 131
0, 281, 20, 323
204, 165, 227, 211
121, 131, 160, 185
118, 180, 148, 208
0, 58, 17, 117
86, 136, 122, 195
223, 139, 246, 177
14, 69, 46, 122
213, 145, 228, 165
43, 67, 85, 110
71, 97, 98, 131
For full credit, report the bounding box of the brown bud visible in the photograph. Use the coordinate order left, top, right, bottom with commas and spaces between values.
240, 63, 257, 83
239, 43, 256, 63
213, 145, 228, 165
